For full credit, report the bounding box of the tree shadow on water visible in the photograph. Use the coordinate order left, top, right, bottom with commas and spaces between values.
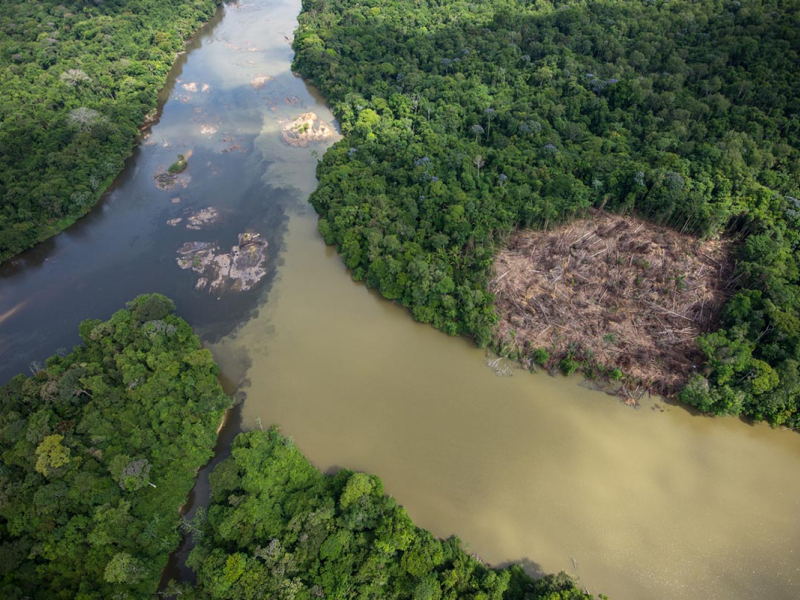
495, 556, 546, 579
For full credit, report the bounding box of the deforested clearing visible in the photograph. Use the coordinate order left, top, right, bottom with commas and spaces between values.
491, 210, 735, 396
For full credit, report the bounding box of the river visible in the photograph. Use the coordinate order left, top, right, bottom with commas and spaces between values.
1, 1, 799, 600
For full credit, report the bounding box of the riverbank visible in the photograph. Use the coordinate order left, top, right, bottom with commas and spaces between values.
214, 204, 800, 600
0, 0, 296, 385
293, 0, 800, 429
186, 427, 602, 600
160, 400, 244, 589
0, 0, 222, 264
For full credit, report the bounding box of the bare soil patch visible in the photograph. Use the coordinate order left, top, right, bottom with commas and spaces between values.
491, 210, 735, 396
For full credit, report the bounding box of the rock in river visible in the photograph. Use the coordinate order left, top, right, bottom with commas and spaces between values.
176, 233, 267, 294
154, 167, 191, 191
186, 207, 222, 230
280, 112, 334, 147
250, 75, 274, 90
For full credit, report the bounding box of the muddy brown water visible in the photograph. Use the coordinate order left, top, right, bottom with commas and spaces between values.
1, 1, 799, 599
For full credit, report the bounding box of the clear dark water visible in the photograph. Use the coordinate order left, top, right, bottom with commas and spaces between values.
0, 0, 324, 384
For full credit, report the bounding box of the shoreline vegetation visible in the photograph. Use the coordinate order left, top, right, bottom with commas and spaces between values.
168, 427, 607, 600
292, 0, 800, 428
169, 153, 190, 174
0, 294, 232, 599
0, 296, 605, 600
0, 0, 221, 264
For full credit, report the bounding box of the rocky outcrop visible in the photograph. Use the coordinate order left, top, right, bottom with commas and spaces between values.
280, 112, 334, 147
154, 167, 191, 191
186, 207, 222, 230
177, 233, 267, 294
250, 75, 274, 90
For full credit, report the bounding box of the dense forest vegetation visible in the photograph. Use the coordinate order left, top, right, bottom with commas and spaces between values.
173, 428, 603, 600
293, 0, 800, 427
0, 0, 219, 262
0, 294, 231, 599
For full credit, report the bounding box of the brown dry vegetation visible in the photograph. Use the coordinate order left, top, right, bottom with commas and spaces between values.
491, 210, 736, 397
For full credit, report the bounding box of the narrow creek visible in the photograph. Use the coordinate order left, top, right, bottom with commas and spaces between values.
1, 2, 799, 600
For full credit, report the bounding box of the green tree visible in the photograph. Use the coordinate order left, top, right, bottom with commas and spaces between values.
104, 552, 145, 584
34, 434, 71, 478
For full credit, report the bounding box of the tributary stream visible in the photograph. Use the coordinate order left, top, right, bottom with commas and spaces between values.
1, 2, 799, 599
